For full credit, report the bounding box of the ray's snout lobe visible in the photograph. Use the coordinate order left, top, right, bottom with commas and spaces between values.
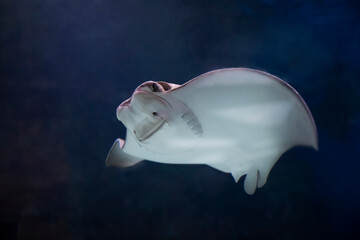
116, 98, 131, 121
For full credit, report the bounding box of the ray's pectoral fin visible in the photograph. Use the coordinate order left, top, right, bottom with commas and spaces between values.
106, 139, 143, 167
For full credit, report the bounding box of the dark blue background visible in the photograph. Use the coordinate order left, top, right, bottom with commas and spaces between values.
1, 0, 359, 239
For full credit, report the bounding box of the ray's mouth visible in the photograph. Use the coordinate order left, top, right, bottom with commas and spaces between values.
134, 117, 166, 142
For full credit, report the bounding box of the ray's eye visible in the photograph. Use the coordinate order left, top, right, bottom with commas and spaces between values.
151, 83, 158, 92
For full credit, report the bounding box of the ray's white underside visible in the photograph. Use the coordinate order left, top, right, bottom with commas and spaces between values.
106, 68, 318, 195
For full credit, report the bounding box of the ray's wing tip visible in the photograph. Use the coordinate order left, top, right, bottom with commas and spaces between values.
313, 139, 319, 151
105, 139, 122, 167
308, 109, 319, 151
105, 138, 143, 168
308, 122, 319, 151
314, 125, 319, 151
105, 158, 113, 167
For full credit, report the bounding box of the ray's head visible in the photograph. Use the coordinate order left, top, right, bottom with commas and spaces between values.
115, 81, 177, 142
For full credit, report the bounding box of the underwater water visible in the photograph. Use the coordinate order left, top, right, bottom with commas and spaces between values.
1, 0, 359, 239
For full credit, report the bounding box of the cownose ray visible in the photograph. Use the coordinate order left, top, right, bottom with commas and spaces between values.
106, 68, 318, 194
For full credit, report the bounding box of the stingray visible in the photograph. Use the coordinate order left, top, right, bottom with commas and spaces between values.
106, 68, 318, 194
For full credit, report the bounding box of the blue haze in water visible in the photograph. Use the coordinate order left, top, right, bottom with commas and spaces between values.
1, 0, 359, 239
